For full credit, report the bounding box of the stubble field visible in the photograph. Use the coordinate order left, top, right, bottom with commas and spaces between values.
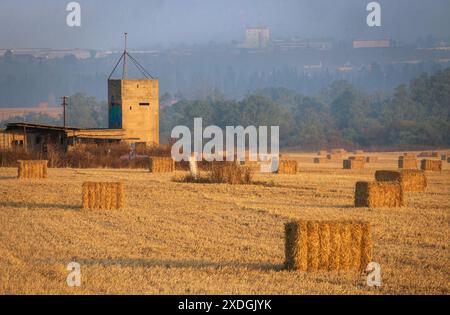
0, 151, 449, 294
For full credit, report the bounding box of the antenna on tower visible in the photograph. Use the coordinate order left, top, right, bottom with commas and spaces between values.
108, 33, 155, 80
122, 32, 128, 79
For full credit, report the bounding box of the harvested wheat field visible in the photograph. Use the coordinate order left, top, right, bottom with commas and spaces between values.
0, 151, 449, 295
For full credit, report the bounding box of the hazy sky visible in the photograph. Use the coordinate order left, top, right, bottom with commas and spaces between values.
1, 0, 450, 49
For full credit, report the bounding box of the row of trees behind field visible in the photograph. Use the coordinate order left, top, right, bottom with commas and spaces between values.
2, 68, 449, 149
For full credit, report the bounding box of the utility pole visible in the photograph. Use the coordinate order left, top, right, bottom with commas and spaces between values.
61, 96, 68, 127
122, 32, 128, 79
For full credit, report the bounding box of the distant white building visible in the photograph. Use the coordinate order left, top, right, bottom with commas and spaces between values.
243, 27, 270, 49
353, 39, 391, 49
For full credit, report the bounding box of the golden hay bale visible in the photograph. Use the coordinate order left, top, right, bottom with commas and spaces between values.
441, 154, 449, 161
17, 160, 48, 179
375, 170, 427, 192
398, 156, 418, 169
343, 159, 365, 169
277, 160, 298, 174
403, 152, 417, 158
349, 156, 365, 161
448, 157, 450, 163
431, 152, 439, 158
366, 156, 379, 163
314, 157, 328, 164
331, 148, 346, 154
285, 220, 372, 272
318, 150, 328, 156
353, 150, 364, 155
327, 153, 343, 161
355, 181, 404, 208
420, 159, 442, 172
210, 162, 252, 185
149, 156, 175, 173
82, 182, 124, 210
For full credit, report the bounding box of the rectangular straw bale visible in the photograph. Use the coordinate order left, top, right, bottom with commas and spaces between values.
431, 152, 439, 158
375, 170, 427, 192
277, 160, 298, 174
355, 181, 404, 208
398, 156, 417, 169
349, 156, 366, 161
318, 150, 328, 156
327, 153, 343, 161
149, 156, 175, 173
314, 157, 328, 164
285, 220, 372, 272
365, 156, 379, 163
331, 148, 346, 154
441, 154, 449, 161
82, 182, 124, 210
17, 160, 48, 179
307, 221, 320, 271
420, 159, 442, 172
343, 159, 365, 169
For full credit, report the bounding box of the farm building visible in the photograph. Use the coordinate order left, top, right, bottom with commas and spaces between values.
2, 34, 159, 152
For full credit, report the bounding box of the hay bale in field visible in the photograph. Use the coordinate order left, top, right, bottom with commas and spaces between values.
149, 156, 175, 173
327, 153, 343, 161
82, 182, 124, 210
355, 181, 404, 208
366, 156, 379, 163
210, 162, 252, 185
349, 156, 365, 161
277, 160, 298, 174
403, 153, 417, 158
418, 152, 432, 158
375, 170, 427, 192
285, 220, 372, 272
448, 157, 450, 163
353, 150, 364, 155
331, 148, 346, 154
318, 150, 328, 156
420, 159, 442, 172
398, 156, 418, 169
343, 159, 364, 169
314, 157, 328, 164
431, 152, 439, 158
17, 160, 48, 179
441, 154, 449, 161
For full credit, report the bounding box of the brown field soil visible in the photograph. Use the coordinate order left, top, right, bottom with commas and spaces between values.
0, 151, 449, 294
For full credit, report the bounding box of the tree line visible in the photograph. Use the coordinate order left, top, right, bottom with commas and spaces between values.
2, 67, 449, 149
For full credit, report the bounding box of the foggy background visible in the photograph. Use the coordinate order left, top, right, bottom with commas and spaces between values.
1, 0, 450, 49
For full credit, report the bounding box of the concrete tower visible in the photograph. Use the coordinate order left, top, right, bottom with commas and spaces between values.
108, 33, 159, 145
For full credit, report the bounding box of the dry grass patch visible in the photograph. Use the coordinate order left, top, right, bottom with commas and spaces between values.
355, 181, 404, 208
285, 220, 372, 272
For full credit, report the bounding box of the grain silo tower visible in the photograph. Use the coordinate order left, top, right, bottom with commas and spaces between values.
108, 33, 159, 145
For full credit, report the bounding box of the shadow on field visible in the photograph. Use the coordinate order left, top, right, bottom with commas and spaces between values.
75, 258, 285, 272
0, 201, 80, 210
